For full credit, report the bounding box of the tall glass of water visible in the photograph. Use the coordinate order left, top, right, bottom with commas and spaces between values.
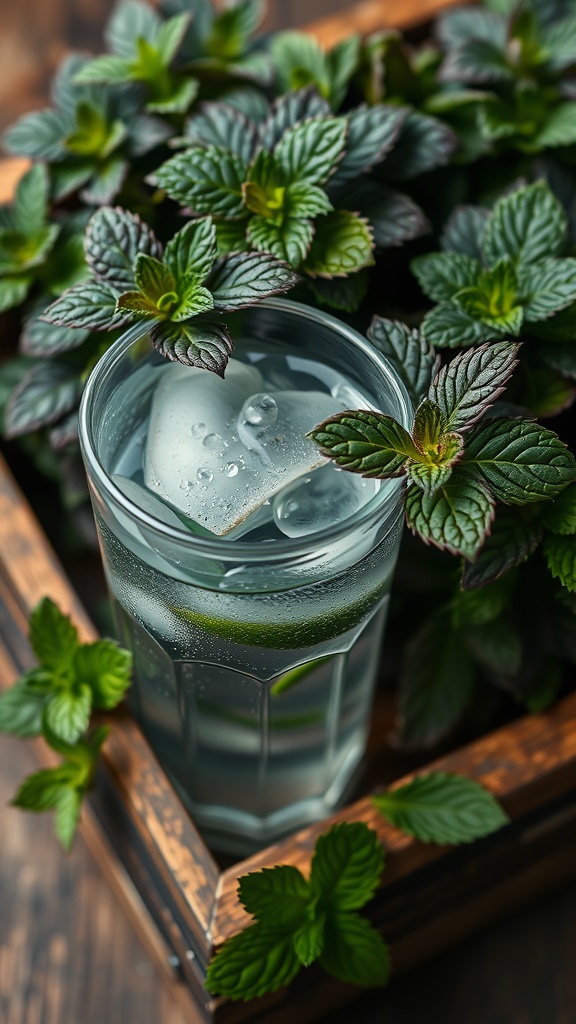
79, 298, 411, 854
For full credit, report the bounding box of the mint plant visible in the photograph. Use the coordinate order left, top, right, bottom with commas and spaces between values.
0, 598, 132, 848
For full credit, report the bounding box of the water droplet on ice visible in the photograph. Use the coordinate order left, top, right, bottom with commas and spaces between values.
244, 394, 278, 426
197, 467, 213, 483
203, 432, 223, 451
224, 462, 239, 477
191, 422, 206, 438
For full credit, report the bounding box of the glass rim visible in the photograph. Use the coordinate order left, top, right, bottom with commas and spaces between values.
78, 297, 412, 561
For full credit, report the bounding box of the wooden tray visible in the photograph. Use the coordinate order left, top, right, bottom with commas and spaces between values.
0, 2, 576, 1022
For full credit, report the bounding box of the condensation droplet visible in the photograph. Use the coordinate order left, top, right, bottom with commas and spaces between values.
223, 462, 239, 477
203, 432, 223, 451
244, 394, 278, 426
196, 467, 213, 483
191, 422, 206, 439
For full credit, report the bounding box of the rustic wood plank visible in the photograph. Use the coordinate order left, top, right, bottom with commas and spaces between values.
309, 0, 461, 45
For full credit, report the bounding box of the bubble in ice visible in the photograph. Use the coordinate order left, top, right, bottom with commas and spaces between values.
273, 462, 379, 538
243, 394, 278, 426
203, 432, 223, 451
191, 422, 206, 438
196, 467, 213, 483
223, 462, 239, 477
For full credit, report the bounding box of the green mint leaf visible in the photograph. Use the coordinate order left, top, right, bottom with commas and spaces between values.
5, 361, 82, 438
0, 275, 31, 313
163, 218, 217, 284
184, 102, 260, 164
542, 483, 576, 535
462, 418, 576, 504
208, 251, 298, 310
329, 104, 405, 189
429, 340, 520, 432
378, 109, 457, 180
116, 291, 159, 318
44, 685, 93, 744
12, 763, 81, 812
440, 204, 490, 261
260, 88, 331, 150
439, 38, 513, 85
326, 33, 361, 108
518, 257, 576, 322
452, 573, 517, 629
308, 272, 368, 313
420, 302, 497, 349
531, 102, 576, 150
80, 156, 129, 207
274, 117, 347, 186
310, 821, 384, 911
293, 915, 325, 967
172, 280, 214, 320
454, 261, 523, 335
0, 674, 52, 737
248, 213, 313, 269
4, 109, 66, 161
437, 5, 506, 48
146, 77, 198, 116
368, 317, 439, 407
206, 924, 301, 1001
134, 253, 176, 301
155, 11, 192, 64
238, 865, 310, 931
348, 182, 429, 249
13, 163, 49, 235
482, 182, 567, 270
72, 54, 133, 85
308, 410, 418, 477
405, 468, 495, 560
271, 32, 331, 102
85, 206, 162, 292
150, 318, 233, 376
373, 772, 509, 845
72, 639, 132, 710
407, 460, 456, 495
28, 597, 79, 671
519, 366, 575, 419
411, 252, 480, 303
319, 913, 390, 988
42, 281, 127, 331
105, 0, 161, 57
412, 399, 448, 449
544, 534, 576, 591
464, 617, 523, 675
54, 786, 83, 851
461, 508, 542, 589
302, 211, 374, 278
0, 224, 61, 275
206, 0, 263, 59
153, 146, 247, 218
286, 182, 333, 219
399, 609, 475, 746
214, 219, 249, 256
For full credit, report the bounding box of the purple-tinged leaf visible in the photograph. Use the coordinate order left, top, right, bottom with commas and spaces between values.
208, 251, 298, 310
259, 87, 331, 150
43, 281, 128, 331
405, 467, 495, 559
6, 362, 82, 438
368, 317, 439, 406
184, 101, 260, 164
461, 508, 542, 590
429, 340, 520, 431
152, 146, 247, 218
308, 409, 418, 478
411, 252, 480, 303
329, 104, 406, 189
440, 204, 490, 261
150, 318, 233, 376
85, 206, 162, 291
274, 117, 347, 186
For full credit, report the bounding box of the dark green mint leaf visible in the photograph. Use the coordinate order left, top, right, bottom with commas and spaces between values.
208, 251, 298, 310
206, 924, 301, 1001
238, 865, 310, 931
379, 109, 457, 180
286, 182, 333, 219
452, 573, 517, 629
271, 32, 331, 101
85, 206, 162, 292
411, 252, 480, 303
461, 508, 542, 589
0, 675, 51, 737
42, 281, 127, 330
44, 685, 93, 744
105, 0, 162, 57
531, 103, 576, 149
518, 257, 576, 322
308, 410, 418, 477
319, 913, 390, 988
439, 39, 513, 84
368, 317, 439, 406
55, 786, 83, 851
542, 483, 576, 534
49, 410, 79, 451
464, 617, 523, 675
184, 102, 260, 164
29, 597, 79, 671
420, 303, 497, 349
311, 822, 384, 911
72, 55, 133, 85
302, 211, 374, 278
147, 77, 198, 116
520, 366, 575, 419
274, 117, 347, 186
214, 219, 250, 256
308, 271, 368, 312
116, 291, 159, 318
345, 181, 429, 248
3, 109, 66, 161
293, 915, 325, 967
12, 763, 81, 812
544, 534, 576, 591
440, 204, 490, 261
13, 163, 49, 235
0, 224, 60, 275
405, 468, 495, 559
399, 608, 476, 746
329, 104, 405, 189
150, 318, 233, 376
0, 276, 31, 314
462, 418, 576, 504
429, 340, 520, 431
153, 146, 247, 218
482, 182, 567, 269
6, 362, 82, 438
326, 33, 361, 108
134, 253, 176, 300
81, 156, 129, 207
374, 772, 509, 844
259, 87, 331, 150
72, 639, 132, 710
248, 214, 313, 269
156, 11, 192, 64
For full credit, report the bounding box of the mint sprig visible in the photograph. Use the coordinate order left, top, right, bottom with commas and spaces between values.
0, 598, 132, 849
206, 822, 388, 1001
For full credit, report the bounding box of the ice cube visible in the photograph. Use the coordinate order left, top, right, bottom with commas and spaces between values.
273, 463, 379, 538
144, 360, 347, 535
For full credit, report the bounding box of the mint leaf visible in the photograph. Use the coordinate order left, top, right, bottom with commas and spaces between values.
420, 303, 497, 349
482, 182, 567, 269
464, 617, 522, 675
455, 261, 523, 335
347, 183, 429, 249
405, 468, 495, 559
308, 410, 419, 477
311, 821, 384, 910
308, 272, 368, 313
44, 685, 93, 744
0, 675, 51, 737
399, 609, 475, 746
379, 109, 457, 180
150, 318, 233, 376
294, 916, 325, 967
274, 117, 347, 186
0, 275, 32, 313
368, 317, 439, 406
116, 291, 158, 318
462, 508, 542, 589
208, 251, 298, 310
542, 483, 576, 534
271, 32, 331, 102
440, 205, 490, 261
105, 0, 161, 57
28, 598, 78, 671
407, 459, 457, 495
248, 214, 314, 269
42, 280, 128, 331
85, 206, 162, 292
411, 252, 480, 303
286, 182, 333, 219
238, 865, 310, 931
72, 54, 133, 85
5, 361, 83, 438
302, 211, 374, 278
319, 913, 390, 988
544, 534, 576, 591
13, 163, 49, 235
206, 925, 301, 1001
12, 763, 81, 812
72, 639, 132, 710
329, 104, 405, 189
412, 399, 448, 449
172, 280, 214, 320
4, 109, 66, 161
429, 340, 520, 432
153, 146, 247, 217
55, 786, 83, 851
22, 316, 90, 358
518, 257, 576, 321
462, 419, 576, 504
163, 218, 217, 284
134, 253, 176, 301
260, 88, 331, 150
452, 574, 517, 629
155, 11, 192, 64
373, 773, 509, 844
184, 102, 260, 164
